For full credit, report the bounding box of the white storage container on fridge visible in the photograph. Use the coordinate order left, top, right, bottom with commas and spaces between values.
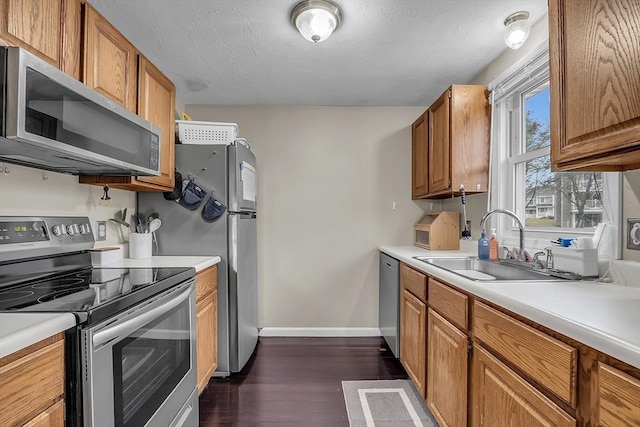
176, 120, 239, 144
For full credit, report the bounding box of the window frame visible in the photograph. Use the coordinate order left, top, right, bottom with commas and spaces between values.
487, 43, 621, 258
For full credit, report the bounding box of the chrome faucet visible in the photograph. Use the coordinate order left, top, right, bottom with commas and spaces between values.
480, 209, 526, 262
532, 248, 554, 269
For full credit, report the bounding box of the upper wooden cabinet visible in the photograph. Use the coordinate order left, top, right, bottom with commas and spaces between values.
134, 55, 176, 190
549, 0, 640, 171
83, 4, 138, 113
78, 4, 176, 191
411, 85, 490, 199
0, 0, 81, 79
412, 113, 428, 198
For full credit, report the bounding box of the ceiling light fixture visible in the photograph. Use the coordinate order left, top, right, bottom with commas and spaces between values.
503, 11, 530, 50
290, 0, 343, 43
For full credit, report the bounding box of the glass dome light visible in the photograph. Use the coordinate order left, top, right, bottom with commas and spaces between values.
503, 11, 530, 50
291, 0, 343, 43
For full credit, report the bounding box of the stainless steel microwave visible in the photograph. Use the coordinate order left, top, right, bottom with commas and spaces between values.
0, 46, 160, 176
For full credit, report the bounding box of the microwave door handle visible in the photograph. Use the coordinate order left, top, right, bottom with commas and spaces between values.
92, 284, 193, 347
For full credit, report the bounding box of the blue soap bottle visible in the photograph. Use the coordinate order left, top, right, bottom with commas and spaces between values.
478, 229, 489, 259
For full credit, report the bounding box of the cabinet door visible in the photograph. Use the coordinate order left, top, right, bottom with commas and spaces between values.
597, 362, 640, 426
472, 345, 575, 427
428, 89, 451, 194
549, 0, 640, 171
196, 290, 217, 394
23, 399, 64, 427
83, 4, 137, 112
0, 0, 81, 78
0, 0, 63, 67
427, 309, 467, 427
0, 335, 65, 427
134, 55, 176, 190
412, 113, 428, 199
400, 288, 426, 397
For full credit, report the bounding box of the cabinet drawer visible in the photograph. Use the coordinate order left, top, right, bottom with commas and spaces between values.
473, 301, 577, 407
428, 278, 468, 331
400, 263, 427, 303
598, 362, 640, 426
195, 265, 218, 302
0, 336, 65, 427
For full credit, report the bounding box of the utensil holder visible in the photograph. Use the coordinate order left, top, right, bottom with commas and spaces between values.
129, 233, 152, 259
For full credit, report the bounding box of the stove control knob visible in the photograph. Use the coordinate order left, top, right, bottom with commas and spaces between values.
79, 224, 90, 235
66, 225, 76, 236
52, 225, 65, 236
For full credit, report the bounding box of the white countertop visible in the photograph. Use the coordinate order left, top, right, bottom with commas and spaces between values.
380, 245, 640, 369
96, 255, 221, 272
0, 313, 76, 358
0, 256, 221, 359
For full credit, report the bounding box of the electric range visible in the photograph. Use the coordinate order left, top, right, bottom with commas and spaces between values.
0, 216, 199, 427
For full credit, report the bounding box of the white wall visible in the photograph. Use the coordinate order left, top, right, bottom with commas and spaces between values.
0, 164, 136, 247
185, 105, 427, 328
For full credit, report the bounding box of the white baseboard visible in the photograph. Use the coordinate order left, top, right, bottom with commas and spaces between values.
258, 327, 382, 337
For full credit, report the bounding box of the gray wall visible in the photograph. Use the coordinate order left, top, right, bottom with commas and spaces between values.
185, 105, 428, 328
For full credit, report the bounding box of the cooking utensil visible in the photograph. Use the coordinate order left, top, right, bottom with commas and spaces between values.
148, 218, 162, 233
109, 218, 130, 228
138, 213, 146, 233
460, 186, 471, 239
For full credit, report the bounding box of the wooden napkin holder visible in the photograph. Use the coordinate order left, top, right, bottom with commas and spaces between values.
414, 211, 460, 250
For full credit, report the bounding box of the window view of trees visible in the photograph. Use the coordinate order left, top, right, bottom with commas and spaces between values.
522, 87, 603, 229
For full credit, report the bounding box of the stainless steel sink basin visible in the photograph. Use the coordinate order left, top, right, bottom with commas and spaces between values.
413, 257, 565, 282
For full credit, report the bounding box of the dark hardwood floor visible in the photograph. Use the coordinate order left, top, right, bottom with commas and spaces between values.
199, 336, 407, 426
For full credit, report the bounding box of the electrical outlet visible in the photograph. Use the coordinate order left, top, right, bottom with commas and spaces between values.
627, 218, 640, 250
96, 221, 107, 241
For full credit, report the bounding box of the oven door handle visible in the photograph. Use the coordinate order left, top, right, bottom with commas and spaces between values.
93, 283, 193, 347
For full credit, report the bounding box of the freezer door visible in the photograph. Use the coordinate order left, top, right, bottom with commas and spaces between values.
228, 141, 257, 213
228, 213, 258, 372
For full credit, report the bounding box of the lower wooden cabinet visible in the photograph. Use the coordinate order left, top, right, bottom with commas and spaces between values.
472, 344, 575, 427
597, 362, 640, 426
23, 399, 65, 427
427, 308, 468, 427
400, 288, 426, 397
195, 266, 218, 394
0, 333, 65, 427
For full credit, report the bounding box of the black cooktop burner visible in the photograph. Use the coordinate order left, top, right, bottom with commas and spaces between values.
0, 266, 195, 324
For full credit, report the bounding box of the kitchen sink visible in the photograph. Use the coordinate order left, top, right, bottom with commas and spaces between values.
413, 257, 567, 282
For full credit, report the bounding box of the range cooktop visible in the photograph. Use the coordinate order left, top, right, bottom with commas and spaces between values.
0, 267, 185, 310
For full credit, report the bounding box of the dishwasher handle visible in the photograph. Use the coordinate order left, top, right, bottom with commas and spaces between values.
93, 283, 193, 347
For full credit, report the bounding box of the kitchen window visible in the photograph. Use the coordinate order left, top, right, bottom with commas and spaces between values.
488, 44, 620, 258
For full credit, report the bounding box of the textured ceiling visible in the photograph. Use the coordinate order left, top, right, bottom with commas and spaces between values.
89, 0, 548, 106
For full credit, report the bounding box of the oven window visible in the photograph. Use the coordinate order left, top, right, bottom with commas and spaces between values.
112, 299, 191, 427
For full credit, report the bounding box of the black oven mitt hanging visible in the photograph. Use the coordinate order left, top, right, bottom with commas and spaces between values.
163, 169, 183, 201
201, 193, 227, 222
178, 178, 207, 210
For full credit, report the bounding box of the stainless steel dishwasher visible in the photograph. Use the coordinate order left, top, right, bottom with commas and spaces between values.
379, 252, 400, 357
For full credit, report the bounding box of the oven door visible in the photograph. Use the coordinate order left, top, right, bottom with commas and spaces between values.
82, 280, 197, 427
